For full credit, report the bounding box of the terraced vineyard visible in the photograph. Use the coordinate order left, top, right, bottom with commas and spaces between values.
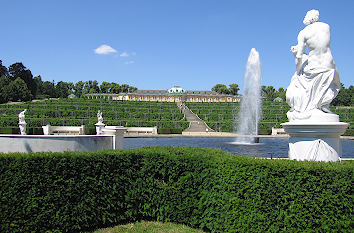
186, 101, 354, 135
0, 99, 189, 134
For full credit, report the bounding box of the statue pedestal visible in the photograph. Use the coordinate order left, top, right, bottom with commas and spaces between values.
102, 126, 127, 149
19, 122, 27, 135
282, 122, 349, 162
95, 122, 106, 135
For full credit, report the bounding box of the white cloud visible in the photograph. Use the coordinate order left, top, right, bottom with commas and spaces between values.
125, 61, 135, 65
94, 44, 117, 54
120, 52, 129, 57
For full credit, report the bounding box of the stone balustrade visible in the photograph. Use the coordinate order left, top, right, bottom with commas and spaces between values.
42, 125, 85, 135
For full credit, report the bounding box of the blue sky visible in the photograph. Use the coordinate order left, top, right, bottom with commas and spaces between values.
1, 0, 353, 92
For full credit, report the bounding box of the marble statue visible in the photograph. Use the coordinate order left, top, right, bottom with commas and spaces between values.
95, 110, 105, 135
282, 10, 348, 162
18, 109, 27, 135
97, 110, 103, 123
18, 109, 27, 123
286, 9, 341, 122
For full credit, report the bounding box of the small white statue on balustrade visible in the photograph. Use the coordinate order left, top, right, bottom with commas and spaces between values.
95, 110, 105, 135
18, 109, 27, 135
97, 110, 103, 124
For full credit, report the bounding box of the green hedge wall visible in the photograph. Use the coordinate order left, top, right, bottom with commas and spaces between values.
0, 147, 353, 232
186, 102, 354, 135
0, 99, 190, 134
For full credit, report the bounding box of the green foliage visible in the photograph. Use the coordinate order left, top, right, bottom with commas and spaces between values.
8, 62, 37, 97
2, 77, 32, 102
186, 101, 353, 135
262, 85, 277, 101
211, 83, 240, 95
228, 83, 240, 96
332, 84, 354, 106
55, 81, 74, 98
0, 99, 189, 133
0, 147, 352, 232
0, 60, 139, 102
0, 60, 8, 77
212, 84, 230, 94
0, 75, 11, 103
157, 128, 183, 134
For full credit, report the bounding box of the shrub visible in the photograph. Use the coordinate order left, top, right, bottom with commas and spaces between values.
157, 128, 183, 134
0, 148, 353, 232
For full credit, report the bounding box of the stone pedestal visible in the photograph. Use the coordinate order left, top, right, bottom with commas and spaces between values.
102, 126, 127, 149
282, 122, 348, 162
95, 122, 106, 135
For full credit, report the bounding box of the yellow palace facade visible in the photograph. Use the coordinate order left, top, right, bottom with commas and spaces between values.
85, 86, 241, 103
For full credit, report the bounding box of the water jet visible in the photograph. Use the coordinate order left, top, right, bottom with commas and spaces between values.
234, 48, 262, 144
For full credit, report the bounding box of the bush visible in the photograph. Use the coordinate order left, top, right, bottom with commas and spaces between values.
0, 127, 19, 134
0, 147, 353, 232
157, 128, 183, 134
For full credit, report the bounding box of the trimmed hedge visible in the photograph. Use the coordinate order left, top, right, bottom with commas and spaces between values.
157, 128, 183, 134
0, 147, 353, 232
0, 99, 189, 133
186, 102, 354, 135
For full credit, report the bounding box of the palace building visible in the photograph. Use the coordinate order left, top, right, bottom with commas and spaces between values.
85, 86, 241, 103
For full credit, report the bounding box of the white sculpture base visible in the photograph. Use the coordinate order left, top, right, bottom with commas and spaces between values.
95, 122, 106, 135
19, 122, 27, 135
282, 121, 349, 162
102, 126, 127, 149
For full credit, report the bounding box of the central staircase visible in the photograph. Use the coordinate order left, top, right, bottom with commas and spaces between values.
177, 103, 214, 133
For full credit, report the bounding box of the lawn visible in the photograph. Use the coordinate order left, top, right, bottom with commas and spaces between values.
94, 221, 205, 233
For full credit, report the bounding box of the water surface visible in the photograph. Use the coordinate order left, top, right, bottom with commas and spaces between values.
123, 137, 354, 159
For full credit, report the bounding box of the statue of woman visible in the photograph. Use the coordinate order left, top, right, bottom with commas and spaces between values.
18, 109, 27, 135
18, 109, 27, 124
286, 10, 341, 122
97, 110, 103, 123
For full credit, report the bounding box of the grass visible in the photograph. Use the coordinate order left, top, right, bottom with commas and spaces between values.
93, 221, 205, 233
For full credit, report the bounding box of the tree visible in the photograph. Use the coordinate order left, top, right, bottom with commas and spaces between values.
100, 82, 111, 93
0, 60, 8, 77
33, 75, 44, 97
8, 62, 37, 97
74, 81, 84, 98
120, 84, 130, 93
276, 87, 286, 101
83, 80, 99, 94
212, 84, 230, 94
110, 83, 121, 94
228, 83, 240, 96
0, 75, 10, 88
42, 81, 56, 98
0, 75, 11, 103
332, 84, 353, 106
128, 86, 137, 93
55, 81, 73, 98
262, 85, 277, 101
2, 77, 32, 102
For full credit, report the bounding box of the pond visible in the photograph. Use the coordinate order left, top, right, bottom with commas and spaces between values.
123, 137, 354, 159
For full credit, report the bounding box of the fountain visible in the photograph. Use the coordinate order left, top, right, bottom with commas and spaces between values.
234, 48, 262, 144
